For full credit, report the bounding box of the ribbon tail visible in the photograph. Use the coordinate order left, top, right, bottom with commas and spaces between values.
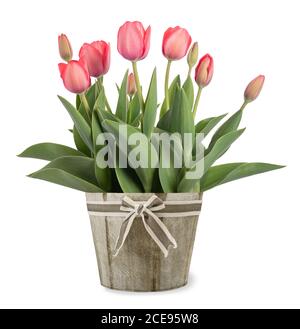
142, 210, 177, 258
112, 211, 136, 257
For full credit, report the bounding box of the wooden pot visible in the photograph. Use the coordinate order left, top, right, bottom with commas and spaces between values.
86, 193, 202, 292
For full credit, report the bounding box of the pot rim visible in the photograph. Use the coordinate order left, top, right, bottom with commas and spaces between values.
86, 192, 203, 196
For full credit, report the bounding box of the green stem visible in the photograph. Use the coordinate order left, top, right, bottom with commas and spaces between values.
96, 77, 101, 93
132, 61, 144, 129
127, 95, 133, 123
240, 99, 249, 111
164, 60, 172, 111
97, 77, 112, 113
80, 93, 91, 122
192, 86, 202, 118
132, 62, 144, 112
187, 66, 192, 78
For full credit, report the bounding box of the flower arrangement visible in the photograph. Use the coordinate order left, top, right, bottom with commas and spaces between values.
18, 21, 285, 291
19, 21, 283, 193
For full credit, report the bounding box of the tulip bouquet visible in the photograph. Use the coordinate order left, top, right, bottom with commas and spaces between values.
19, 21, 283, 193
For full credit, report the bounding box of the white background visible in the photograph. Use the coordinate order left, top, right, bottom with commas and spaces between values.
0, 0, 299, 308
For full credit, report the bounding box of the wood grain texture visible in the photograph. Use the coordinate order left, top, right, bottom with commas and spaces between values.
86, 193, 203, 292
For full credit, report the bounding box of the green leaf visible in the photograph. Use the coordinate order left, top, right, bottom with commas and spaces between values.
159, 75, 181, 118
102, 120, 158, 192
157, 106, 173, 132
93, 87, 106, 112
85, 83, 98, 110
195, 113, 228, 137
151, 168, 163, 193
28, 156, 102, 192
115, 70, 128, 121
159, 142, 180, 192
18, 143, 84, 161
76, 85, 98, 123
73, 127, 91, 157
74, 92, 93, 156
92, 111, 111, 191
172, 88, 195, 138
131, 113, 142, 127
115, 160, 143, 192
182, 76, 194, 111
204, 128, 245, 172
201, 162, 285, 191
157, 87, 195, 169
143, 68, 157, 138
207, 108, 244, 152
127, 94, 140, 124
76, 94, 81, 110
96, 105, 122, 125
178, 129, 245, 192
92, 111, 102, 154
158, 87, 195, 138
58, 95, 93, 153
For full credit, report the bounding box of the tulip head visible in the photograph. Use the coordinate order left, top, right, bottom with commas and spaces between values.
127, 73, 136, 96
162, 26, 192, 61
195, 54, 214, 88
244, 75, 265, 102
58, 34, 73, 62
58, 59, 91, 94
79, 41, 110, 78
187, 42, 199, 69
117, 21, 151, 61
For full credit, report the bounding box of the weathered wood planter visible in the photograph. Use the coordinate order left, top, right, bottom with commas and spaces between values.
86, 193, 203, 292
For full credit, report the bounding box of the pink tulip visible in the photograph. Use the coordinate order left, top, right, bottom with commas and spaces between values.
58, 59, 91, 94
162, 26, 192, 61
79, 41, 110, 78
127, 73, 136, 96
117, 21, 151, 61
244, 75, 265, 102
58, 34, 73, 62
195, 54, 214, 88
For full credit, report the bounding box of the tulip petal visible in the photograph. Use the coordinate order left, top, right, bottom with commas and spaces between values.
195, 54, 214, 88
58, 63, 67, 77
118, 21, 145, 61
80, 41, 110, 77
59, 60, 90, 94
141, 26, 151, 59
103, 43, 111, 75
79, 44, 102, 77
162, 26, 192, 60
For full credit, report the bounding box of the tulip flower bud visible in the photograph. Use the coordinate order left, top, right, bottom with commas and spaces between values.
162, 26, 192, 61
58, 34, 73, 62
187, 42, 198, 69
127, 73, 136, 96
58, 59, 91, 94
117, 21, 151, 61
195, 54, 214, 88
244, 75, 265, 102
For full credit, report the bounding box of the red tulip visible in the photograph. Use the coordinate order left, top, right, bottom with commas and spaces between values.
244, 75, 265, 102
58, 59, 91, 94
58, 34, 73, 62
117, 21, 151, 61
195, 54, 214, 88
79, 41, 110, 78
162, 27, 192, 60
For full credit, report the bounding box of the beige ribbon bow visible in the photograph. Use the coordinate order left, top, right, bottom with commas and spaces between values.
113, 195, 177, 258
